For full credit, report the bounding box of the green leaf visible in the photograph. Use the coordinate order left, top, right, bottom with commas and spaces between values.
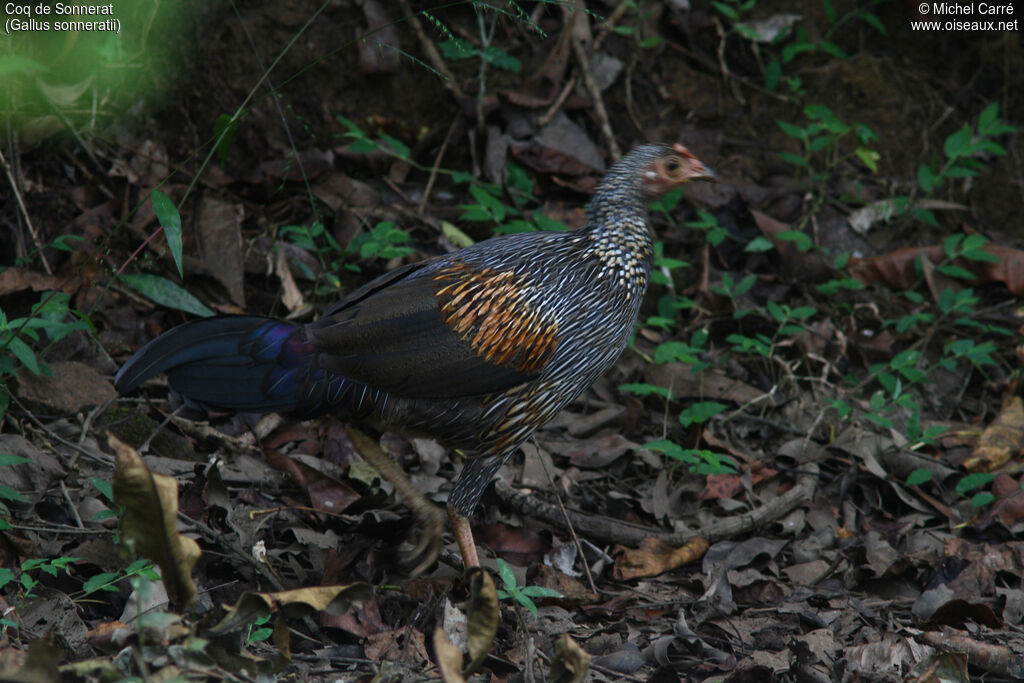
905, 468, 933, 487
778, 152, 809, 167
817, 40, 847, 60
917, 163, 934, 193
776, 230, 812, 251
496, 558, 517, 591
150, 190, 184, 279
0, 454, 31, 467
119, 274, 215, 317
379, 134, 410, 160
936, 264, 976, 281
82, 572, 121, 594
821, 0, 836, 23
0, 484, 26, 502
857, 12, 887, 35
679, 401, 727, 427
976, 102, 999, 134
776, 120, 807, 141
943, 125, 973, 160
480, 46, 521, 72
955, 473, 995, 497
712, 1, 739, 21
855, 148, 879, 173
91, 477, 114, 502
519, 586, 561, 599
745, 236, 774, 253
619, 383, 671, 398
971, 492, 995, 509
8, 337, 39, 375
912, 207, 937, 226
346, 137, 379, 154
438, 38, 475, 60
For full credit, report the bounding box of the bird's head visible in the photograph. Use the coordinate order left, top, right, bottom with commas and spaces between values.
637, 143, 717, 197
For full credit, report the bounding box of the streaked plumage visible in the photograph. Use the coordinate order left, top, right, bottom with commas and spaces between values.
115, 142, 715, 568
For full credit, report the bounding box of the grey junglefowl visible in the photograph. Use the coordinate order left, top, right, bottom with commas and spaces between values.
115, 142, 716, 573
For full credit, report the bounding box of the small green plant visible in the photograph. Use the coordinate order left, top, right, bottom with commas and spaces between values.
495, 558, 560, 618
610, 1, 665, 49
80, 559, 161, 596
0, 292, 91, 420
645, 440, 737, 476
0, 556, 79, 600
860, 104, 1019, 228
913, 103, 1019, 225
246, 614, 274, 644
458, 180, 568, 235
439, 37, 521, 73
777, 104, 880, 180
279, 219, 416, 296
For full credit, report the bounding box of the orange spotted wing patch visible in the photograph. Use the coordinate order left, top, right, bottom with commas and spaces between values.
433, 262, 559, 374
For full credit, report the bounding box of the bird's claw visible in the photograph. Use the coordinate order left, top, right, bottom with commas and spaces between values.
401, 502, 445, 576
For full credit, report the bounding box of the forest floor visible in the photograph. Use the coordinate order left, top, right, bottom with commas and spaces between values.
2, 1, 1024, 681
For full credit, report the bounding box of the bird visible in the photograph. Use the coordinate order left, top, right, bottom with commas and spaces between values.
115, 142, 716, 573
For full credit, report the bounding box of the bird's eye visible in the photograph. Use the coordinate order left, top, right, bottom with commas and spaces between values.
663, 156, 682, 174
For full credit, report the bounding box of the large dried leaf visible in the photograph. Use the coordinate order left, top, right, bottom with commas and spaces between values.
433, 627, 466, 683
211, 584, 373, 634
548, 634, 590, 683
110, 434, 200, 607
962, 396, 1024, 472
612, 537, 709, 580
463, 570, 499, 676
850, 244, 1024, 296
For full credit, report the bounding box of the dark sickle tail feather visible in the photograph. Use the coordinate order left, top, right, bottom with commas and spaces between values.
115, 316, 330, 414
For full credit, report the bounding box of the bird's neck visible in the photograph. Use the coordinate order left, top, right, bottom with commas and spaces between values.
576, 186, 654, 300
581, 184, 653, 250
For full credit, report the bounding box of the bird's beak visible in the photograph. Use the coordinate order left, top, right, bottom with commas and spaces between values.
673, 142, 718, 183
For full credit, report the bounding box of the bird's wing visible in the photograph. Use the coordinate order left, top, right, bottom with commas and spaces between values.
307, 259, 560, 399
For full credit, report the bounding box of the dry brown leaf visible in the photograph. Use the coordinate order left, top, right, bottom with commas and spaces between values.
962, 396, 1024, 472
700, 462, 779, 500
464, 570, 499, 676
211, 584, 374, 635
433, 627, 466, 683
548, 634, 591, 683
850, 244, 1024, 296
364, 625, 430, 666
612, 536, 710, 580
110, 433, 200, 607
0, 267, 77, 296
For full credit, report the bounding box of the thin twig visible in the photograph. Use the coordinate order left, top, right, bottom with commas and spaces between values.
493, 460, 821, 547
0, 147, 52, 274
419, 114, 460, 213
533, 440, 598, 594
571, 35, 621, 161
536, 74, 578, 129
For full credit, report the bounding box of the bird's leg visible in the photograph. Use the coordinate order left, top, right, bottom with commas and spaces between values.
447, 503, 480, 569
347, 428, 444, 576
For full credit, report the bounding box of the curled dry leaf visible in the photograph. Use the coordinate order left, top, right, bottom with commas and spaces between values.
433, 627, 467, 683
548, 634, 591, 683
612, 536, 710, 581
463, 569, 499, 676
961, 396, 1024, 472
110, 433, 200, 607
211, 584, 374, 635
